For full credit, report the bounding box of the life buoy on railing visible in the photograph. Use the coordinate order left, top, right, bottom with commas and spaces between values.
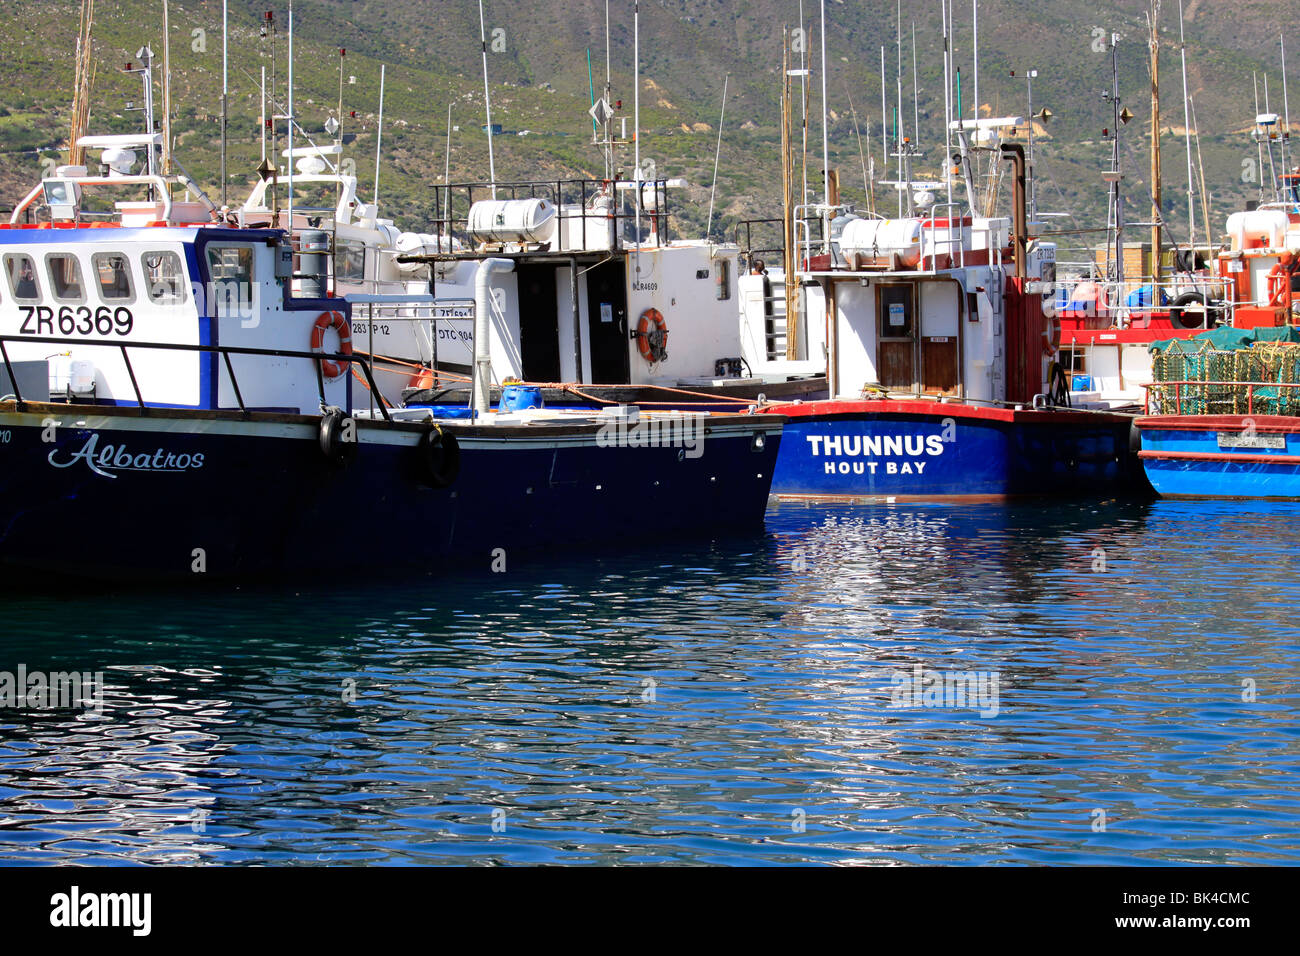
635, 308, 669, 364
1266, 253, 1296, 308
310, 311, 352, 379
1042, 312, 1061, 356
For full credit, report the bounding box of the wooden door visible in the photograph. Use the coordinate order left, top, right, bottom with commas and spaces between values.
877, 284, 916, 391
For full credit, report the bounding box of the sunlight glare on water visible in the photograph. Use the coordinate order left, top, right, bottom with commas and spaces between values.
1, 498, 1298, 865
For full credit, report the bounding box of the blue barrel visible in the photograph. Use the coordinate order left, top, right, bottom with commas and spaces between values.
499, 384, 544, 411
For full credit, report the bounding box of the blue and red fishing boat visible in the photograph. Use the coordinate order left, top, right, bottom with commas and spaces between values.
1135, 414, 1300, 499
759, 141, 1138, 500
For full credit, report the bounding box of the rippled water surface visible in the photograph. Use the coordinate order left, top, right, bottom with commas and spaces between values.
1, 499, 1298, 865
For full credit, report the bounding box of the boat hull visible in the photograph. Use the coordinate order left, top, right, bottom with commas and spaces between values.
0, 403, 782, 579
1136, 414, 1300, 498
762, 399, 1139, 499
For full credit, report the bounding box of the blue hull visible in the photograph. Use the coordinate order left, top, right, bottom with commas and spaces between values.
1138, 415, 1300, 498
765, 400, 1138, 499
0, 405, 782, 579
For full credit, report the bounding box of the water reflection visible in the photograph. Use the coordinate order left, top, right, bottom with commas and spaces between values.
1, 498, 1298, 864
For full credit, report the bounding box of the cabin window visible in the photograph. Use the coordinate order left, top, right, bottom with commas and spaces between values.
4, 253, 41, 302
878, 285, 915, 338
46, 254, 86, 303
206, 245, 254, 284
334, 240, 367, 283
715, 259, 731, 301
206, 245, 255, 318
92, 252, 134, 303
142, 251, 187, 304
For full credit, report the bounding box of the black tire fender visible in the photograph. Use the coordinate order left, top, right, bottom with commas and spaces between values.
418, 425, 461, 488
1170, 292, 1208, 329
319, 406, 357, 465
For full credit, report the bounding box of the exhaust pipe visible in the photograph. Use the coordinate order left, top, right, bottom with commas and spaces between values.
473, 258, 515, 416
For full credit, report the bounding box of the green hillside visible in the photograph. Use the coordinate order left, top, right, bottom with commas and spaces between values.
2, 0, 1296, 260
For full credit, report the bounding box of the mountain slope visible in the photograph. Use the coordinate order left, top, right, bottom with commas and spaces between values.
1, 0, 1295, 258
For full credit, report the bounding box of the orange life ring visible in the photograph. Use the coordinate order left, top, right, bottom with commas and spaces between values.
310, 311, 352, 379
636, 307, 669, 364
1042, 312, 1061, 356
1267, 256, 1295, 308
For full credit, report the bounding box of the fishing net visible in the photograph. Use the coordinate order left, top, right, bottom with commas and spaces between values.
1149, 333, 1300, 415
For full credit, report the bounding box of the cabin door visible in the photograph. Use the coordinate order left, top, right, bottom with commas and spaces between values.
517, 264, 561, 382
919, 282, 960, 395
585, 259, 630, 383
877, 283, 917, 391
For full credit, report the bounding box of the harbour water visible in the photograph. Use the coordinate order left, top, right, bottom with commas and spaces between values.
1, 498, 1298, 865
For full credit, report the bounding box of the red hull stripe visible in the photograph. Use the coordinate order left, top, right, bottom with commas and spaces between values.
765, 398, 1133, 425
1139, 449, 1300, 465
1136, 415, 1300, 434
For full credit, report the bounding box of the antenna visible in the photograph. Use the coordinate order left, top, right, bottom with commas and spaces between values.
260, 65, 267, 162
820, 0, 829, 216
1148, 1, 1161, 283
162, 0, 172, 177
1254, 71, 1266, 202
374, 63, 386, 204
943, 0, 953, 207
706, 74, 729, 239
221, 0, 227, 206
1177, 0, 1195, 251
799, 0, 808, 209
912, 20, 920, 156
972, 0, 979, 123
477, 0, 497, 197
1263, 73, 1279, 198
337, 47, 345, 146
1283, 34, 1293, 179
844, 80, 873, 215
880, 46, 888, 178
604, 0, 613, 181
634, 0, 641, 256
445, 103, 453, 185
287, 0, 294, 228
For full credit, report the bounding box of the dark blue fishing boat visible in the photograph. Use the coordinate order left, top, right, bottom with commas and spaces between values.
0, 135, 782, 579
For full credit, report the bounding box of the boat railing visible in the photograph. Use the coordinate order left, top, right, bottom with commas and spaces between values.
922, 203, 967, 270
425, 179, 676, 254
732, 216, 827, 271
348, 294, 475, 374
0, 332, 395, 423
1143, 378, 1300, 416
1060, 275, 1235, 325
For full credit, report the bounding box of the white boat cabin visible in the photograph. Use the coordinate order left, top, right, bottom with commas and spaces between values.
0, 140, 359, 415
408, 180, 825, 394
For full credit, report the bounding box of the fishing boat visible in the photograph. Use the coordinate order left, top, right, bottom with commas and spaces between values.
0, 118, 783, 579
378, 5, 827, 416
389, 178, 828, 414
755, 139, 1140, 501
1136, 309, 1300, 500
237, 140, 457, 403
